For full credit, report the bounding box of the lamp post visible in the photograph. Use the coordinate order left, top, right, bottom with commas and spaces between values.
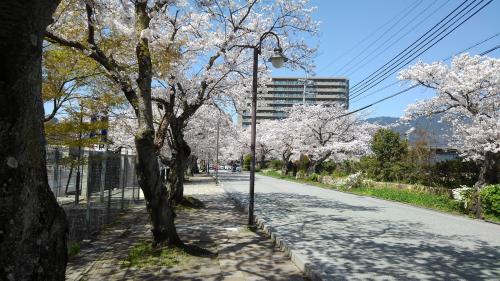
246, 32, 288, 226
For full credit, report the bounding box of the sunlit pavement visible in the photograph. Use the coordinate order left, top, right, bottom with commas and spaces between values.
218, 170, 500, 280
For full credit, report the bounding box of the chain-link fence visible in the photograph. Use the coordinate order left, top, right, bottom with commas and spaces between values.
46, 146, 143, 242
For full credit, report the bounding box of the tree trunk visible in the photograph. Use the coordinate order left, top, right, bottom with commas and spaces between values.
309, 151, 332, 175
65, 164, 74, 195
281, 162, 288, 176
259, 153, 266, 170
473, 151, 500, 218
0, 1, 67, 280
476, 151, 499, 187
186, 155, 198, 176
307, 161, 316, 175
169, 136, 191, 203
135, 135, 182, 245
134, 2, 181, 246
281, 151, 291, 176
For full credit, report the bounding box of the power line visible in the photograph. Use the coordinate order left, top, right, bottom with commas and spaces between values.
350, 0, 494, 99
349, 0, 471, 94
350, 0, 488, 98
336, 85, 419, 119
351, 32, 500, 104
343, 0, 451, 77
334, 0, 424, 75
350, 81, 400, 104
443, 32, 500, 61
350, 0, 493, 100
479, 44, 500, 55
342, 43, 499, 119
316, 0, 422, 74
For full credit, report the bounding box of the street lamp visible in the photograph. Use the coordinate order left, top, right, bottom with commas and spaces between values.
246, 32, 288, 226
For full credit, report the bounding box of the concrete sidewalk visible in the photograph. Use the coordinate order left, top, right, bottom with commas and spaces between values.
66, 176, 305, 281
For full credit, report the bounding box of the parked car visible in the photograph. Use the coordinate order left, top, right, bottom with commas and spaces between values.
232, 164, 241, 172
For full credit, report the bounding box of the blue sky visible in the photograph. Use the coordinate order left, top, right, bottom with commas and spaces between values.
272, 0, 500, 118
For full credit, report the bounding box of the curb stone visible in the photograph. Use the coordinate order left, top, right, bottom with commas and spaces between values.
218, 180, 324, 281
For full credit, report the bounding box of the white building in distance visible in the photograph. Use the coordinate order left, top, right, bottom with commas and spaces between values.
239, 77, 349, 126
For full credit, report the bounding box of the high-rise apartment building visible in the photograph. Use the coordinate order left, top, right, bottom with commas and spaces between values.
239, 77, 349, 126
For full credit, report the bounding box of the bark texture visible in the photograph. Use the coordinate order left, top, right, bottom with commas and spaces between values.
307, 151, 332, 175
168, 122, 191, 203
0, 1, 68, 280
473, 151, 500, 218
134, 2, 181, 246
476, 152, 499, 187
281, 151, 292, 176
186, 155, 199, 176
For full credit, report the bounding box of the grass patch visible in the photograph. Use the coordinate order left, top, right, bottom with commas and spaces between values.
176, 196, 205, 212
246, 225, 258, 232
260, 170, 466, 216
350, 187, 463, 214
67, 242, 81, 257
263, 169, 500, 223
121, 241, 189, 268
259, 170, 333, 189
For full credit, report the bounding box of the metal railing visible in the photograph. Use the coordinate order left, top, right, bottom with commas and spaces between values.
46, 146, 142, 242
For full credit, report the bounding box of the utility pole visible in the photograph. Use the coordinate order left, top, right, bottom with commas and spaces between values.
121, 150, 128, 209
75, 102, 83, 205
215, 116, 220, 184
298, 77, 313, 105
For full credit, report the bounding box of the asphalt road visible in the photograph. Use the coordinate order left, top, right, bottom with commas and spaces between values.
218, 171, 500, 281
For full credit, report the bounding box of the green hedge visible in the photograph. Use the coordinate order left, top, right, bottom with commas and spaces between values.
481, 184, 500, 216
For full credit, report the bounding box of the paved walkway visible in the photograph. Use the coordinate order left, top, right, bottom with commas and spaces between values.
219, 171, 500, 281
66, 176, 304, 281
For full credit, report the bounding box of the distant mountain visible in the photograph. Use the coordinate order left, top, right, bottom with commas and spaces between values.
365, 115, 453, 148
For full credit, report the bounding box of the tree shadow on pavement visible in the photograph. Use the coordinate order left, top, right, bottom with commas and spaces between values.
224, 189, 500, 280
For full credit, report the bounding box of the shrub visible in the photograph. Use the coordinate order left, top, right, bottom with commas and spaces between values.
307, 173, 319, 182
431, 159, 479, 188
344, 172, 363, 189
296, 170, 307, 179
480, 184, 500, 216
297, 155, 310, 172
452, 185, 474, 210
317, 160, 336, 174
243, 154, 252, 171
332, 169, 348, 178
269, 159, 283, 170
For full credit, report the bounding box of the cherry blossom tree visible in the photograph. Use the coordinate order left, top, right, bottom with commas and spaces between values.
399, 54, 499, 189
287, 104, 375, 174
222, 125, 251, 164
147, 0, 317, 202
257, 119, 296, 174
234, 124, 274, 168
108, 109, 137, 152
46, 0, 317, 247
183, 104, 234, 174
